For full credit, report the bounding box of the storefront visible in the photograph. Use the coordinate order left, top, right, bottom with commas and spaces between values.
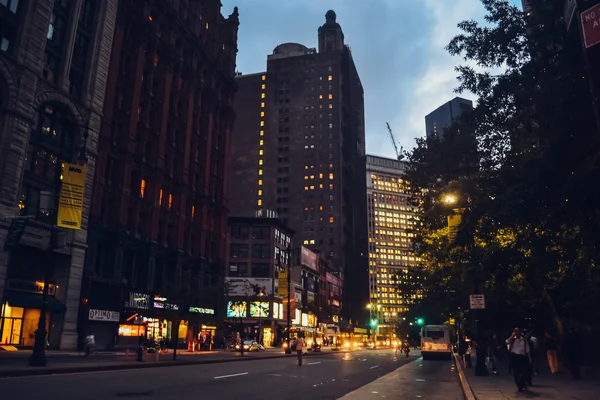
187, 306, 218, 351
118, 291, 188, 349
0, 280, 65, 348
86, 309, 120, 349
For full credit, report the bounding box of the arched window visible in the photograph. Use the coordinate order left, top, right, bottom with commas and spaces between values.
20, 104, 77, 224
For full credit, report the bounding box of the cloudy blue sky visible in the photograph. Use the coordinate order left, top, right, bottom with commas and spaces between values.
220, 0, 522, 159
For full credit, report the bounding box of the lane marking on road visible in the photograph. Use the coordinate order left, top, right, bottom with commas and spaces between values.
369, 365, 380, 370
213, 372, 248, 380
268, 374, 282, 377
308, 361, 321, 365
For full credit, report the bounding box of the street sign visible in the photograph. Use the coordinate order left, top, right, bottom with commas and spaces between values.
581, 3, 600, 49
469, 294, 486, 310
564, 0, 577, 31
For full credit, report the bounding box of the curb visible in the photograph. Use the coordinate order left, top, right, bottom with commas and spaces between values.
453, 353, 477, 400
0, 350, 339, 378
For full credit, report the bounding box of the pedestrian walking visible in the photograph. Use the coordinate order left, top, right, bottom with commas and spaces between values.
544, 331, 559, 373
84, 334, 95, 356
295, 336, 306, 366
506, 327, 532, 392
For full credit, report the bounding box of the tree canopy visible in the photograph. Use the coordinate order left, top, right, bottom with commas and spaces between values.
405, 0, 600, 338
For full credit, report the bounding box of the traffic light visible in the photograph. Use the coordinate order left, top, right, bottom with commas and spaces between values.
370, 319, 378, 328
416, 318, 425, 326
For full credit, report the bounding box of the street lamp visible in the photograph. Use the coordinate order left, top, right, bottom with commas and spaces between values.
442, 194, 458, 205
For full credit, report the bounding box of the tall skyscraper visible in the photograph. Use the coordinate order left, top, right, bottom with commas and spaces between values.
366, 155, 421, 338
0, 0, 118, 349
230, 10, 368, 324
425, 97, 473, 137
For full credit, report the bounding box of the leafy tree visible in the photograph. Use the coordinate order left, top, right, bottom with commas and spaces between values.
406, 0, 600, 340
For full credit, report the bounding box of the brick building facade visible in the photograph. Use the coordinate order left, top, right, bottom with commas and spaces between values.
80, 0, 239, 349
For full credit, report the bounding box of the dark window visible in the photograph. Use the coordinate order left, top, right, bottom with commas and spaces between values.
0, 0, 20, 54
20, 105, 76, 224
229, 263, 248, 277
230, 244, 249, 258
251, 263, 270, 278
231, 224, 249, 239
45, 0, 71, 83
252, 226, 270, 240
251, 245, 270, 259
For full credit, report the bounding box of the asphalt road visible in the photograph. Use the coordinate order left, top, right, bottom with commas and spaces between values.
0, 349, 459, 400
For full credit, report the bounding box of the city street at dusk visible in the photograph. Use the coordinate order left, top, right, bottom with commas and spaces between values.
0, 350, 462, 400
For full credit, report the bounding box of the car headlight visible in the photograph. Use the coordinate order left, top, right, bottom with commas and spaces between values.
235, 345, 240, 349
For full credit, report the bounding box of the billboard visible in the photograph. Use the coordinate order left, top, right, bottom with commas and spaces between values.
57, 163, 87, 230
299, 246, 318, 272
249, 301, 270, 318
225, 278, 277, 297
227, 301, 247, 318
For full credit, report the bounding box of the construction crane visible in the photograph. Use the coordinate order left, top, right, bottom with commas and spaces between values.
386, 122, 404, 160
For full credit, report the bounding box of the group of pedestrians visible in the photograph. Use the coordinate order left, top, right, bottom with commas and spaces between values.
487, 327, 583, 393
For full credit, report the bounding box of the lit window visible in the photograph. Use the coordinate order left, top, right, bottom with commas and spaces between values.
159, 189, 163, 205
259, 140, 264, 145
222, 44, 225, 50
258, 159, 263, 165
262, 84, 266, 90
258, 199, 262, 206
304, 176, 309, 180
319, 95, 323, 99
260, 111, 265, 117
262, 75, 266, 81
260, 121, 265, 126
330, 217, 334, 223
191, 206, 195, 217
261, 102, 265, 108
260, 130, 264, 136
258, 180, 263, 185
329, 173, 334, 179
310, 185, 315, 190
168, 194, 173, 209
205, 22, 209, 29
304, 186, 309, 191
329, 164, 333, 168
309, 240, 315, 244
328, 75, 333, 81
319, 206, 324, 210
258, 169, 263, 175
259, 149, 264, 155
319, 173, 323, 179
319, 184, 323, 188
329, 104, 333, 109
310, 175, 314, 179
328, 94, 333, 100
258, 190, 263, 196
303, 240, 309, 245
140, 179, 146, 198
261, 93, 266, 99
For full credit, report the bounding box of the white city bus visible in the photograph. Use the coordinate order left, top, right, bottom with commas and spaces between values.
421, 325, 452, 360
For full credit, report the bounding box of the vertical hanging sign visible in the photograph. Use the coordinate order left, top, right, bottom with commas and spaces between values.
57, 163, 87, 230
278, 270, 288, 298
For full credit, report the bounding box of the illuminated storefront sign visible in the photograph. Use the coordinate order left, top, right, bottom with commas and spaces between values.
126, 292, 150, 310
189, 307, 215, 314
153, 295, 179, 311
249, 301, 270, 318
89, 309, 120, 322
227, 301, 247, 318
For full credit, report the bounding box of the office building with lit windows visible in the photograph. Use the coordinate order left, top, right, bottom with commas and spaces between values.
366, 155, 421, 337
229, 10, 368, 325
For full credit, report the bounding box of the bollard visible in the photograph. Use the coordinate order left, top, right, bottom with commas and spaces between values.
137, 346, 144, 362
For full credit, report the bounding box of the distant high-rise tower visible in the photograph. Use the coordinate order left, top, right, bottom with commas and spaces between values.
366, 156, 422, 337
230, 11, 369, 324
425, 97, 473, 137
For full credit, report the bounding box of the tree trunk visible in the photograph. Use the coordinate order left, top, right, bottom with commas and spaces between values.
541, 288, 563, 338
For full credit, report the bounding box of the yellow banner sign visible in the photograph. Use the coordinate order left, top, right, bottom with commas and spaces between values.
57, 163, 87, 230
278, 270, 288, 298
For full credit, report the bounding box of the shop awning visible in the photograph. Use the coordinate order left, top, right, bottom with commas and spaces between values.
2, 291, 66, 312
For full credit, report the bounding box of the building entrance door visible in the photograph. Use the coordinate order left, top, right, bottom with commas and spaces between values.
0, 304, 24, 345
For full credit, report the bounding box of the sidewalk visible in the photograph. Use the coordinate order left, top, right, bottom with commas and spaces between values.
0, 346, 338, 377
454, 354, 600, 399
339, 351, 462, 400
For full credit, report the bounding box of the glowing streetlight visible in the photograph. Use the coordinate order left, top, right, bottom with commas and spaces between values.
442, 194, 458, 205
